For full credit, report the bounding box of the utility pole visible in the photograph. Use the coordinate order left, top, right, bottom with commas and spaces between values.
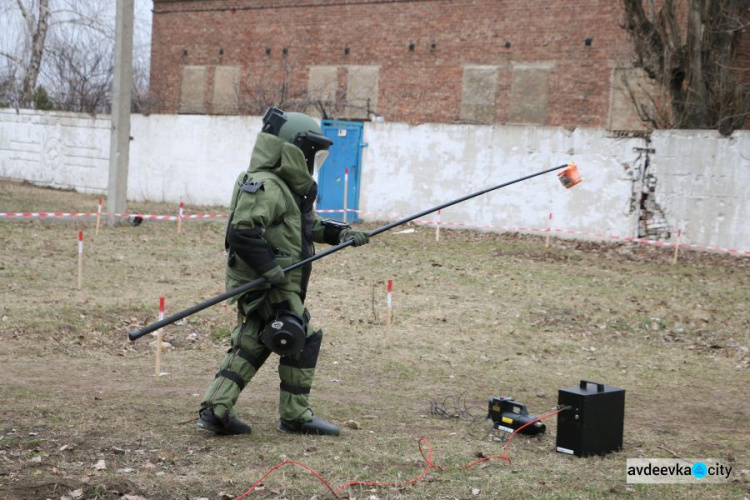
107, 0, 134, 224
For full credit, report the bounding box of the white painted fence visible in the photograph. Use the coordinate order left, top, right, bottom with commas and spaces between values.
1, 109, 748, 252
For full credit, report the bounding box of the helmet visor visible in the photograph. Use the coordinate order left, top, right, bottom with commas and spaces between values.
313, 150, 329, 172
292, 131, 333, 175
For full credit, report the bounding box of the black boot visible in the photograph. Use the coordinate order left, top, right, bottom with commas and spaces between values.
197, 408, 252, 435
278, 416, 340, 436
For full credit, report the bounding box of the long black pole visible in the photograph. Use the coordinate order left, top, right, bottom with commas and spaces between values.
129, 163, 568, 341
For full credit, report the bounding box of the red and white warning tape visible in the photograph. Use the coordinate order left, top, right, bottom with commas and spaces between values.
553, 228, 748, 255
349, 208, 750, 256
0, 211, 351, 219
0, 211, 226, 221
2, 207, 747, 256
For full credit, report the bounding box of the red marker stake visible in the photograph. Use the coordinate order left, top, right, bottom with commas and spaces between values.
545, 212, 553, 248
155, 296, 165, 377
385, 280, 393, 347
95, 198, 102, 236
343, 168, 349, 224
177, 202, 184, 234
77, 231, 83, 290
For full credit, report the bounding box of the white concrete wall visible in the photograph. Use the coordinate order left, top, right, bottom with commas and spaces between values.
359, 123, 641, 240
649, 131, 750, 251
0, 110, 261, 205
0, 109, 110, 192
129, 114, 262, 205
1, 109, 748, 251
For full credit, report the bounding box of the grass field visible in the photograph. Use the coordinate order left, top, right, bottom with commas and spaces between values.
0, 179, 748, 500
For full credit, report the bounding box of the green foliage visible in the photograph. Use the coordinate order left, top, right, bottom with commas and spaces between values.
211, 326, 232, 341
32, 85, 54, 111
0, 435, 14, 449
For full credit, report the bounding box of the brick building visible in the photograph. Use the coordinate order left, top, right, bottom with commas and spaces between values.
148, 0, 690, 130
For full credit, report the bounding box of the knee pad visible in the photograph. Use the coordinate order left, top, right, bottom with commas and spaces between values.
259, 310, 306, 357
279, 330, 323, 369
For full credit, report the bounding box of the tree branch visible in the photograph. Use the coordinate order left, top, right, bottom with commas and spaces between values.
0, 50, 20, 64
15, 0, 33, 36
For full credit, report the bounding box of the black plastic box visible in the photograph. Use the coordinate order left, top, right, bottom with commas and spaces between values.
556, 380, 625, 457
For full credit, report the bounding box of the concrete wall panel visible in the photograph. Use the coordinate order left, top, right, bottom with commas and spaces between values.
359, 123, 640, 240
649, 130, 750, 251
0, 110, 109, 193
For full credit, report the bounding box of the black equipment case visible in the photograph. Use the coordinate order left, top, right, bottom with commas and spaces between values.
556, 380, 625, 457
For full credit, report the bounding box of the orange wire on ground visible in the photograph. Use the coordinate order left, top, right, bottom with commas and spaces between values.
234, 407, 566, 499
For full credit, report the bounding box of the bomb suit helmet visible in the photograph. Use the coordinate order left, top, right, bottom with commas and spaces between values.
262, 107, 333, 174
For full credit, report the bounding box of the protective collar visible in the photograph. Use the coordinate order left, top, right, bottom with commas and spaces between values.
248, 133, 315, 197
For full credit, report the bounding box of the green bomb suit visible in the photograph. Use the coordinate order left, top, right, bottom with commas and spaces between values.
201, 132, 344, 428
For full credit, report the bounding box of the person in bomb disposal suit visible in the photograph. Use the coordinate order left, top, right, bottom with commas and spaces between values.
198, 108, 370, 436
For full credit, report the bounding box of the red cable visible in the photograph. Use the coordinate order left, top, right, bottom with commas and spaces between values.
234, 459, 338, 500
333, 437, 440, 495
234, 408, 565, 499
460, 407, 565, 469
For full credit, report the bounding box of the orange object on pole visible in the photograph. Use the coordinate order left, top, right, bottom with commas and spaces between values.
557, 163, 583, 189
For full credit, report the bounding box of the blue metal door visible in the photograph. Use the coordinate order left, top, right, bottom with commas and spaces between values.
318, 120, 364, 222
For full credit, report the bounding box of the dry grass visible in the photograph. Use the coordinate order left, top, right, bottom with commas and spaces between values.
0, 179, 748, 500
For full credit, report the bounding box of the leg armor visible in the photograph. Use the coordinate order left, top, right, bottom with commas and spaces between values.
278, 325, 323, 424
201, 313, 271, 419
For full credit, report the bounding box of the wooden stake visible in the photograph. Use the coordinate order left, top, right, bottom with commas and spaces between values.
545, 212, 552, 248
435, 209, 441, 242
385, 280, 393, 346
343, 168, 349, 224
155, 296, 165, 377
177, 202, 184, 234
673, 229, 682, 265
95, 198, 102, 236
77, 230, 83, 290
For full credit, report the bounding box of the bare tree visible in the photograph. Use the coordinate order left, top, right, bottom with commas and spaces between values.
19, 0, 49, 107
130, 62, 158, 114
0, 0, 50, 108
44, 34, 113, 113
0, 64, 19, 106
0, 0, 151, 113
620, 0, 750, 135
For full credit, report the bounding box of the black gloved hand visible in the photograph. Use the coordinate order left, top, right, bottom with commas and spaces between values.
339, 229, 370, 247
261, 265, 284, 284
